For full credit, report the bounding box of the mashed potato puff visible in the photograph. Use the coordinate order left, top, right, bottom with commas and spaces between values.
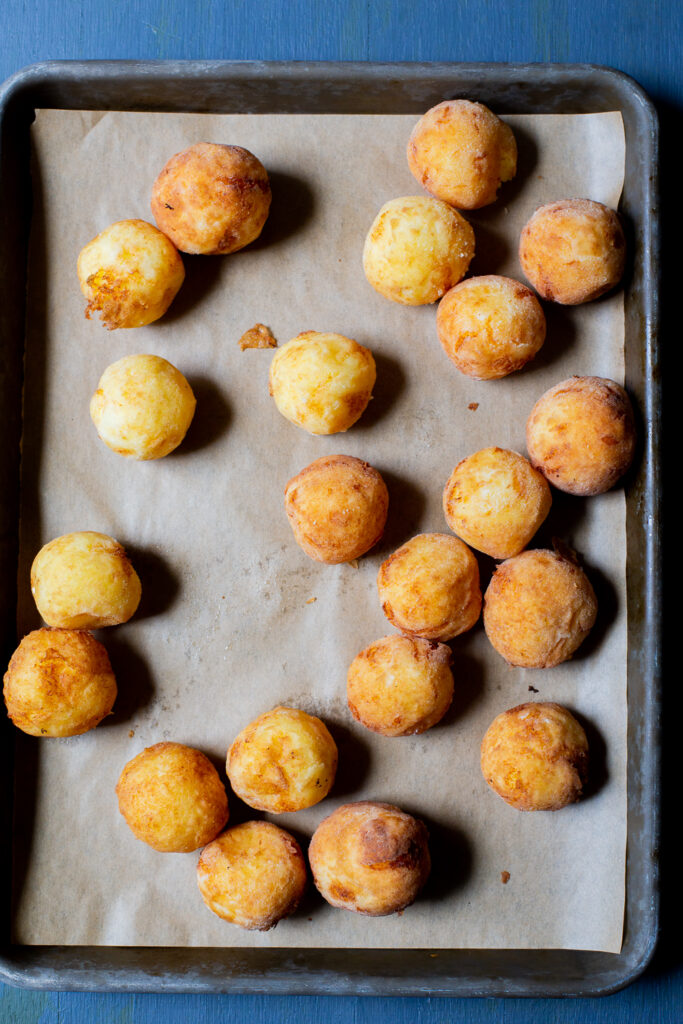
377, 533, 481, 641
197, 821, 307, 930
3, 628, 116, 737
443, 447, 551, 560
309, 801, 430, 916
31, 531, 141, 629
226, 706, 338, 813
483, 549, 597, 668
284, 454, 388, 564
363, 196, 474, 305
77, 218, 184, 329
519, 199, 626, 305
436, 275, 546, 380
347, 635, 453, 737
269, 331, 376, 435
526, 376, 636, 496
90, 354, 196, 460
116, 742, 229, 853
480, 702, 589, 811
151, 142, 271, 255
407, 100, 517, 210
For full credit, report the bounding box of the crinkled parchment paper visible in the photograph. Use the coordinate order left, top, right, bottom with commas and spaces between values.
13, 109, 626, 950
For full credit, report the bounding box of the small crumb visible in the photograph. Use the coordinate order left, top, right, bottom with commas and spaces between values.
468, 402, 479, 411
306, 597, 317, 605
347, 559, 359, 570
238, 323, 277, 350
308, 917, 313, 922
501, 871, 511, 884
528, 685, 539, 693
128, 729, 135, 738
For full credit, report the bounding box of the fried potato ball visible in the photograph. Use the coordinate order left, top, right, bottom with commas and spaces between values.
377, 533, 481, 642
116, 742, 229, 853
226, 706, 338, 813
363, 196, 475, 305
151, 142, 271, 255
519, 199, 626, 305
197, 821, 307, 931
526, 376, 636, 496
3, 628, 116, 737
284, 454, 389, 564
480, 702, 589, 811
77, 218, 184, 329
436, 275, 546, 380
89, 354, 196, 460
407, 99, 517, 210
483, 549, 597, 668
309, 801, 430, 916
31, 531, 141, 629
443, 447, 552, 560
269, 331, 376, 435
347, 635, 453, 737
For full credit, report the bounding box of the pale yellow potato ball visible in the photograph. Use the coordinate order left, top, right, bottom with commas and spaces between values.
519, 199, 626, 305
226, 706, 338, 813
407, 100, 517, 210
363, 196, 475, 305
347, 635, 454, 737
526, 376, 636, 496
483, 549, 598, 668
436, 275, 546, 380
480, 702, 589, 811
3, 628, 116, 737
309, 801, 431, 917
377, 533, 481, 642
116, 742, 229, 853
197, 822, 307, 931
443, 447, 552, 559
151, 143, 271, 255
268, 331, 376, 435
77, 218, 184, 329
31, 531, 142, 629
90, 354, 196, 460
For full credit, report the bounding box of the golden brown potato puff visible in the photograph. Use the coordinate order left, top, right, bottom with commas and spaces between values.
483, 548, 597, 668
151, 142, 271, 255
77, 218, 184, 329
526, 376, 636, 496
31, 531, 141, 629
309, 801, 430, 916
347, 635, 453, 737
480, 702, 589, 811
407, 99, 517, 209
436, 275, 546, 380
363, 195, 475, 305
226, 706, 337, 813
269, 331, 376, 435
197, 821, 307, 931
443, 447, 551, 559
284, 454, 389, 564
4, 628, 116, 737
116, 742, 229, 853
377, 533, 481, 642
519, 198, 625, 305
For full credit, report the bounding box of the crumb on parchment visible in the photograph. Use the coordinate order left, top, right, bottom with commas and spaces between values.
501, 871, 511, 884
468, 402, 479, 411
306, 597, 317, 605
239, 323, 277, 350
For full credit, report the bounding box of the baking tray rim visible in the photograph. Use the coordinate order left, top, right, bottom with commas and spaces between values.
0, 58, 661, 998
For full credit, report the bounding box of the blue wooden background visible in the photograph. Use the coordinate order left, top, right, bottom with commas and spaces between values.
1, 1, 678, 1021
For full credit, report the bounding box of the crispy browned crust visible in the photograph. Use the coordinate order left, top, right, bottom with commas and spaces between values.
309, 801, 431, 916
284, 454, 389, 564
526, 376, 636, 495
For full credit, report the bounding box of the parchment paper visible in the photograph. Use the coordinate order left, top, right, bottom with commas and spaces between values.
13, 109, 627, 951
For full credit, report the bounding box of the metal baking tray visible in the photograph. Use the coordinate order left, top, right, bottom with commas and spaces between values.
0, 60, 660, 997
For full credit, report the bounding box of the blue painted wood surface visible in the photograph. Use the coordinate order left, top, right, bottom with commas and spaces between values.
1, 0, 679, 1020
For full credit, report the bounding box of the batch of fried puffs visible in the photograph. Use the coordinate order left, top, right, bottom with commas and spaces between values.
4, 99, 636, 932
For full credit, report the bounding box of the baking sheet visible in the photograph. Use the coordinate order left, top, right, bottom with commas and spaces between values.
13, 108, 626, 951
